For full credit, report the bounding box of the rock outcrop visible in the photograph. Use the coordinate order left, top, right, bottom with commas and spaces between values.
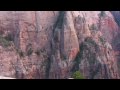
0, 11, 119, 79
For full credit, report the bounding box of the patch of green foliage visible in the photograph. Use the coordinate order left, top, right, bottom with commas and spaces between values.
0, 35, 11, 48
89, 24, 98, 31
85, 37, 97, 46
72, 71, 85, 79
99, 11, 106, 18
99, 36, 106, 44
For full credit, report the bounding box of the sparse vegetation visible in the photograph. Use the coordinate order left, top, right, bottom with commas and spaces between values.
99, 11, 106, 18
63, 55, 67, 60
5, 33, 14, 41
100, 11, 106, 17
61, 54, 67, 60
71, 50, 81, 72
89, 24, 98, 31
16, 49, 25, 57
19, 50, 24, 57
99, 36, 106, 44
72, 37, 100, 78
45, 57, 51, 79
40, 48, 46, 53
35, 49, 40, 56
85, 37, 97, 46
27, 48, 33, 56
75, 16, 86, 24
84, 37, 99, 64
72, 71, 85, 79
35, 48, 47, 57
0, 35, 11, 48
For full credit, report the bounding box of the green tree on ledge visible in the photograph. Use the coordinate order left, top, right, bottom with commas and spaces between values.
72, 71, 85, 79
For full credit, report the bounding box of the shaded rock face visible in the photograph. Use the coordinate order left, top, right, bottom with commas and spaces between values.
111, 11, 120, 27
0, 11, 119, 79
73, 37, 119, 79
110, 11, 120, 76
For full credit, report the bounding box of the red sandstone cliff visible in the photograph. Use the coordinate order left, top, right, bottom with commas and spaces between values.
0, 11, 119, 79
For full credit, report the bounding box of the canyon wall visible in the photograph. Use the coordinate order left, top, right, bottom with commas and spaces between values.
0, 11, 119, 79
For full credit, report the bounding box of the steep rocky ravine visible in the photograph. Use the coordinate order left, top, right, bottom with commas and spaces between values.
0, 11, 119, 79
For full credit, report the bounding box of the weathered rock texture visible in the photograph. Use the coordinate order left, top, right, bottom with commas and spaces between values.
0, 11, 119, 79
110, 11, 120, 76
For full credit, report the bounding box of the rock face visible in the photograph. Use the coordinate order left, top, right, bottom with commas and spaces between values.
0, 11, 119, 79
110, 11, 120, 76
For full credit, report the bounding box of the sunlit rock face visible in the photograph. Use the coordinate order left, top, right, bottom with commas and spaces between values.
0, 11, 119, 79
